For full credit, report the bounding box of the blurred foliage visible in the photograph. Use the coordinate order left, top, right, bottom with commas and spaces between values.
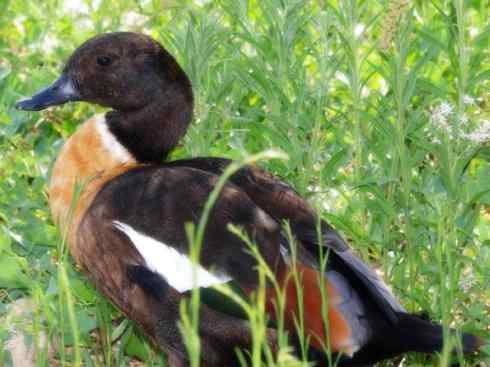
0, 0, 489, 366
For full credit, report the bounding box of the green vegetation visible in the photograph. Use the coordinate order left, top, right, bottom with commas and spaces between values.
1, 0, 489, 366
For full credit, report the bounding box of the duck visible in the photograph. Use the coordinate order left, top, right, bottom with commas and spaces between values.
15, 32, 483, 366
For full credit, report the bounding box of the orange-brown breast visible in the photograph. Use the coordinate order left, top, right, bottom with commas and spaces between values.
48, 114, 140, 263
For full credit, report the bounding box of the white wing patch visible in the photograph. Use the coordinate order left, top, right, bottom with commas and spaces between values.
113, 221, 232, 292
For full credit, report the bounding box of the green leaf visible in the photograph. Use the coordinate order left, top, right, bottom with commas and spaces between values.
475, 147, 490, 162
124, 330, 150, 361
0, 255, 30, 289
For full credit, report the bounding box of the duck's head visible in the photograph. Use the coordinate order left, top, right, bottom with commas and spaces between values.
16, 32, 194, 162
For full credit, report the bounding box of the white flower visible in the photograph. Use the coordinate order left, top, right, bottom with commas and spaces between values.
459, 113, 469, 125
14, 16, 26, 34
63, 0, 89, 14
335, 71, 349, 86
41, 35, 59, 53
121, 11, 147, 28
469, 27, 479, 38
463, 95, 475, 106
430, 101, 454, 130
354, 23, 365, 39
437, 102, 453, 117
463, 120, 490, 144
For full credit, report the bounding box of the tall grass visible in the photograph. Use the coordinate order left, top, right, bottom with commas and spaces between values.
0, 0, 489, 366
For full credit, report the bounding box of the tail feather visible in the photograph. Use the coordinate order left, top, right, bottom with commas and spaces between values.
334, 312, 483, 366
393, 313, 482, 354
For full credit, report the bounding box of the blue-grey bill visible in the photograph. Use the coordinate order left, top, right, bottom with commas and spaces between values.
15, 74, 80, 111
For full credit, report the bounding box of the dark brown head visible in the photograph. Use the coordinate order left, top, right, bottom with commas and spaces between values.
16, 32, 194, 162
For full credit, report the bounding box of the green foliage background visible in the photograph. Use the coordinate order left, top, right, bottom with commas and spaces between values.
0, 0, 489, 366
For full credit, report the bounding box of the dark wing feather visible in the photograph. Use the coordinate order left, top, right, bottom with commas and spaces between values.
331, 248, 405, 315
290, 221, 405, 323
168, 157, 405, 323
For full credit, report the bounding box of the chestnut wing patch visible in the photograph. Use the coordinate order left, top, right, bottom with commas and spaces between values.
113, 221, 232, 292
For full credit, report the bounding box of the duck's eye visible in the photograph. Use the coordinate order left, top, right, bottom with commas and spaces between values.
96, 56, 112, 67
